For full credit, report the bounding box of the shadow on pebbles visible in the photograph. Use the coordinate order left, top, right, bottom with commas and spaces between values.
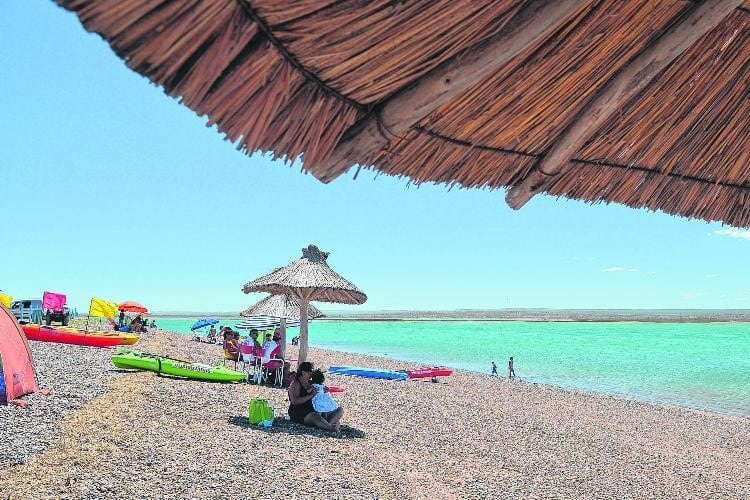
228, 415, 366, 439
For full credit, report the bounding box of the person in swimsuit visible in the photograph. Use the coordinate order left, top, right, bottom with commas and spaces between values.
288, 361, 344, 433
508, 356, 516, 379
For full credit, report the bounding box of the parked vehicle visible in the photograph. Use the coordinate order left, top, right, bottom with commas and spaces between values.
45, 306, 70, 326
10, 299, 43, 324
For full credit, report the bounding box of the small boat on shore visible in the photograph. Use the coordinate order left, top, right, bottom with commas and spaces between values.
112, 349, 246, 383
22, 324, 138, 348
328, 365, 408, 380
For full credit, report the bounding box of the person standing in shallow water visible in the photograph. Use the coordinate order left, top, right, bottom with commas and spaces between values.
508, 356, 516, 379
491, 361, 498, 376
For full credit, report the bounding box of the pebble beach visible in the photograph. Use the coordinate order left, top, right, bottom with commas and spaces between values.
1, 329, 748, 499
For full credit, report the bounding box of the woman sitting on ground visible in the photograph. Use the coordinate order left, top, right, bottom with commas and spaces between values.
287, 361, 343, 433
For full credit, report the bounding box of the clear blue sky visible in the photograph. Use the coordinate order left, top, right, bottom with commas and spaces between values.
2, 1, 749, 314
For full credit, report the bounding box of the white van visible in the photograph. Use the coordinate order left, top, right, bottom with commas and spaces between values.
10, 299, 43, 324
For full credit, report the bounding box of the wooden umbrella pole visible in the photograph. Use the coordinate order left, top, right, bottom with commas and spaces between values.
298, 297, 310, 365
280, 316, 287, 359
85, 298, 92, 333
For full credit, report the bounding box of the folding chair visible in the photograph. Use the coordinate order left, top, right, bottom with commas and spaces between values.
238, 343, 258, 381
223, 341, 239, 369
251, 347, 265, 384
262, 357, 285, 387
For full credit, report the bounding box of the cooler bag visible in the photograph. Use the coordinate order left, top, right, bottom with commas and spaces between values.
248, 398, 274, 424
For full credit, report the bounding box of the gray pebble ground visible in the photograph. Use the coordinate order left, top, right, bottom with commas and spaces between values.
1, 330, 749, 499
0, 341, 111, 466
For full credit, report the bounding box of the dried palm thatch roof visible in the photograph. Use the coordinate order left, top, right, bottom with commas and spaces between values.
242, 244, 364, 363
240, 293, 324, 320
56, 0, 750, 226
242, 245, 366, 304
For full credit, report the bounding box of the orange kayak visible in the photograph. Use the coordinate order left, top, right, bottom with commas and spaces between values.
22, 324, 138, 347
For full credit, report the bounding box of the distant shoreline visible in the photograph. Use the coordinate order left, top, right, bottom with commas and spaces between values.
149, 309, 750, 323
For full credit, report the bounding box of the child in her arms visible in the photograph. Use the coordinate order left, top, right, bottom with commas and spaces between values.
310, 369, 339, 413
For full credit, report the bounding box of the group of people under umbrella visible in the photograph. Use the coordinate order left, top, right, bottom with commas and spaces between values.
242, 244, 366, 363
116, 301, 153, 333
186, 244, 365, 432
236, 244, 366, 432
223, 326, 287, 384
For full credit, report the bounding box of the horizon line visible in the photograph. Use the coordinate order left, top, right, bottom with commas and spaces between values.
143, 307, 750, 316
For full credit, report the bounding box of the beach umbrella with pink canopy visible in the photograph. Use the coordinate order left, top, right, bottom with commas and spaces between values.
240, 294, 324, 359
242, 245, 366, 364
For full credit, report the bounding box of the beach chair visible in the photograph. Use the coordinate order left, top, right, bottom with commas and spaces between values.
223, 349, 237, 369
262, 357, 285, 387
237, 343, 252, 368
248, 346, 265, 384
223, 341, 239, 369
238, 343, 260, 381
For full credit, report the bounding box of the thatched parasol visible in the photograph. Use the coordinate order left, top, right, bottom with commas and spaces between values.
54, 1, 750, 227
240, 294, 324, 358
242, 245, 366, 363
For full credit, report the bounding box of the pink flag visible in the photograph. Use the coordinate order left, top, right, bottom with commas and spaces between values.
42, 291, 66, 310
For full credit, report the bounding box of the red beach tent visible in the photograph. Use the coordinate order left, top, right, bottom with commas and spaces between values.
0, 304, 37, 402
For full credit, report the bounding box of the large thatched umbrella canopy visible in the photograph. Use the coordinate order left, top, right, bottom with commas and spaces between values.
56, 0, 750, 226
242, 245, 366, 363
240, 294, 324, 358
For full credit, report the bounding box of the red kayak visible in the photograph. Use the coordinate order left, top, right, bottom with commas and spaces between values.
22, 324, 125, 348
405, 366, 454, 379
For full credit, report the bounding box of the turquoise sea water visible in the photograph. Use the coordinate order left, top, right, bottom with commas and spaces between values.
155, 318, 749, 417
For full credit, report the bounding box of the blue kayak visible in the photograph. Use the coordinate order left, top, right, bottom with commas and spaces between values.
328, 365, 408, 380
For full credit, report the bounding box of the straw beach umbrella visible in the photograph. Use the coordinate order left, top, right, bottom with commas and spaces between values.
54, 1, 750, 228
242, 245, 366, 363
235, 317, 299, 331
241, 294, 324, 358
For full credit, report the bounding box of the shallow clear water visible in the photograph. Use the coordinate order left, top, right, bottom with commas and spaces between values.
156, 318, 750, 417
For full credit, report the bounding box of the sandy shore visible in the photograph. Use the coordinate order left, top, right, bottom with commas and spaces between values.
1, 329, 748, 498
